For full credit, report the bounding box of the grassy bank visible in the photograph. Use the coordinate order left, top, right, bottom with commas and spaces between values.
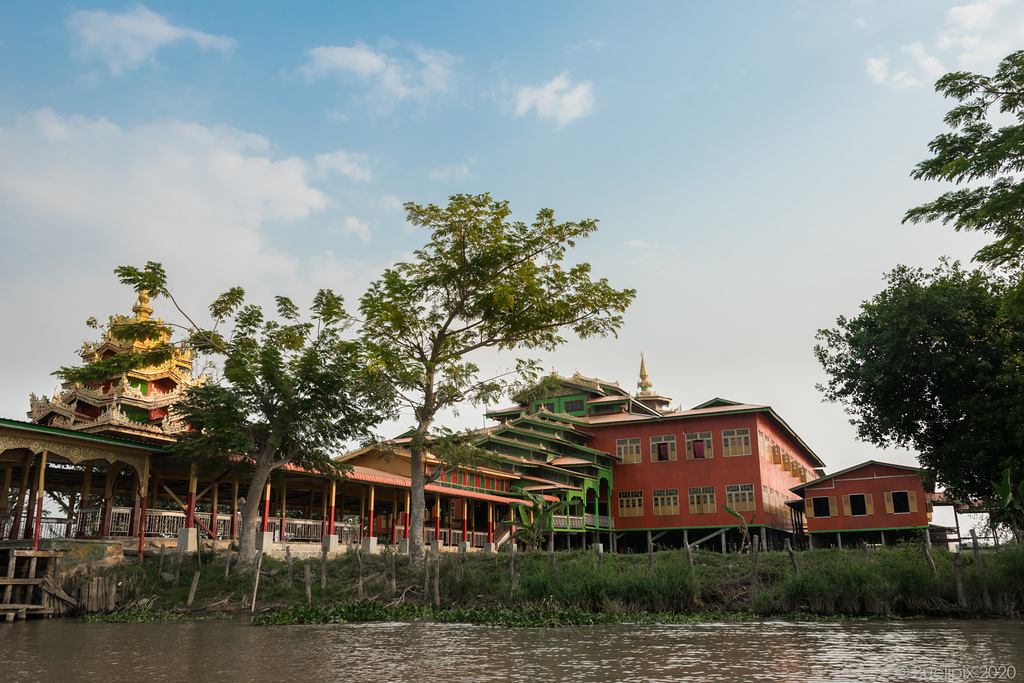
73, 543, 1024, 625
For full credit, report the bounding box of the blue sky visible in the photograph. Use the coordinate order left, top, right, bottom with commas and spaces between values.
0, 2, 1016, 497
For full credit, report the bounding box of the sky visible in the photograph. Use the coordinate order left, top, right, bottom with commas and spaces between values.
0, 1, 1017, 514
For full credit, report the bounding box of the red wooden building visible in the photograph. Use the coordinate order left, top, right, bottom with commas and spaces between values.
788, 461, 933, 548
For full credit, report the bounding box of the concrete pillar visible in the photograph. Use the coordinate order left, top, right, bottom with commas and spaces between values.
720, 528, 727, 555
322, 534, 340, 553
760, 526, 767, 552
430, 539, 443, 554
398, 539, 410, 554
178, 527, 198, 553
256, 531, 274, 551
361, 536, 379, 554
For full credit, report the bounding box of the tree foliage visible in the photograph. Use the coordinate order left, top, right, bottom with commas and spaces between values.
815, 261, 1024, 502
60, 262, 395, 570
903, 50, 1024, 310
359, 193, 635, 564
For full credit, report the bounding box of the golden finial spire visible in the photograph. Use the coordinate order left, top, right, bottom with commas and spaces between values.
638, 354, 652, 392
132, 290, 153, 321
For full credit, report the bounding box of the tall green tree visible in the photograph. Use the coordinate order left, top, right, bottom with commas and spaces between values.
815, 260, 1024, 502
903, 50, 1024, 311
60, 262, 394, 570
359, 193, 635, 565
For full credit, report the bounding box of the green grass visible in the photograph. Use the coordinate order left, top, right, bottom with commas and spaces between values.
73, 543, 1024, 625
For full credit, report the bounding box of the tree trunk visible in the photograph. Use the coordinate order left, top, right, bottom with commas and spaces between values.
409, 444, 426, 567
236, 458, 276, 572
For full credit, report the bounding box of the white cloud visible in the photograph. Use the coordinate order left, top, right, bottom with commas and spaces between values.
67, 4, 235, 76
428, 163, 471, 181
867, 0, 1022, 88
342, 216, 371, 244
567, 39, 605, 53
314, 150, 372, 182
515, 72, 595, 128
0, 108, 332, 297
300, 41, 459, 112
375, 195, 402, 211
624, 240, 648, 248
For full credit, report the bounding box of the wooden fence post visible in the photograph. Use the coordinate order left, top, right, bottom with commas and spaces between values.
286, 546, 293, 585
186, 571, 200, 607
953, 552, 967, 609
971, 529, 993, 612
750, 535, 759, 608
304, 564, 312, 607
250, 551, 263, 614
785, 537, 798, 574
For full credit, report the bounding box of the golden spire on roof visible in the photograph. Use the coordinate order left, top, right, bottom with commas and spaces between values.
132, 290, 153, 321
638, 354, 652, 393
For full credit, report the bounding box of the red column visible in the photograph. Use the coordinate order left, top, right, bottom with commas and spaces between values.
367, 485, 375, 538
327, 481, 336, 536
488, 502, 494, 544
434, 494, 441, 542
462, 499, 468, 544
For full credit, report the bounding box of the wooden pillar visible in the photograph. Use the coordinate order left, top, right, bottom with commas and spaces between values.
0, 465, 12, 514
76, 464, 92, 540
136, 459, 149, 558
261, 481, 271, 533
320, 482, 328, 536
32, 451, 49, 549
23, 454, 39, 540
392, 489, 399, 544
327, 480, 337, 536
185, 462, 197, 529
279, 477, 287, 543
359, 486, 366, 542
99, 467, 116, 537
210, 478, 219, 540
367, 484, 376, 538
130, 466, 142, 537
434, 493, 441, 542
404, 491, 410, 540
231, 477, 239, 539
720, 528, 727, 554
9, 453, 32, 539
462, 498, 468, 544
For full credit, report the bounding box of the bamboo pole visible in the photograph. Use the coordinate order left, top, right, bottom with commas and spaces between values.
250, 551, 263, 613
750, 535, 759, 608
321, 544, 328, 590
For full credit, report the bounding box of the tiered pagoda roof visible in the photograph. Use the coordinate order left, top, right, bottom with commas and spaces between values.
27, 292, 202, 444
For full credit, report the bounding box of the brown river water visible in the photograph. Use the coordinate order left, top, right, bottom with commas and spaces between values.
1, 618, 1022, 682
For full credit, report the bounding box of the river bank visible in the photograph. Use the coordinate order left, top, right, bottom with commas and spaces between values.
57, 542, 1024, 626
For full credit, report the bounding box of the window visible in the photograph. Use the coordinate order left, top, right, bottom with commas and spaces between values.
650, 434, 677, 461
653, 488, 679, 515
722, 428, 751, 456
686, 432, 713, 459
688, 486, 716, 514
535, 402, 555, 413
616, 437, 642, 464
807, 496, 836, 518
564, 399, 584, 413
843, 493, 872, 516
885, 490, 916, 514
618, 490, 644, 517
726, 483, 755, 512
